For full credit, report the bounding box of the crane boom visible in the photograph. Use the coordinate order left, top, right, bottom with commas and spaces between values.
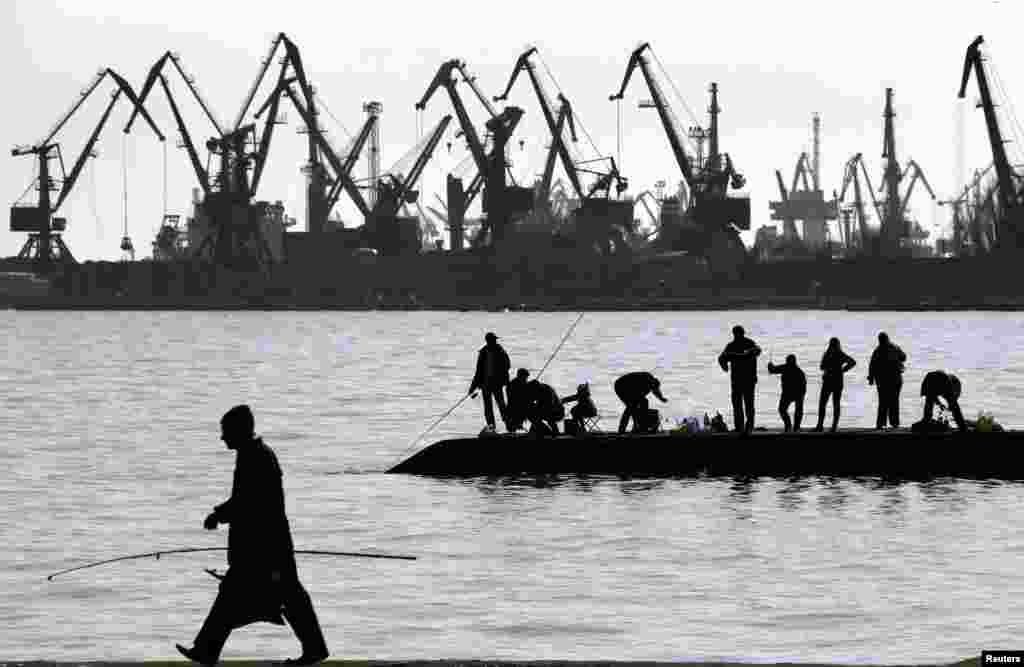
495, 48, 585, 199
324, 114, 378, 214
125, 52, 223, 136
897, 160, 937, 220
281, 85, 372, 218
959, 34, 1022, 247
234, 33, 287, 131
53, 90, 121, 212
416, 60, 489, 178
396, 115, 452, 205
157, 74, 210, 195
610, 43, 695, 186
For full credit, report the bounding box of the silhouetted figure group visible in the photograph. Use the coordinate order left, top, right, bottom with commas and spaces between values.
469, 327, 968, 437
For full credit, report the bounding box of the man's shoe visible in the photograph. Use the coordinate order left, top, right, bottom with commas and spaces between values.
176, 643, 216, 666
284, 651, 329, 666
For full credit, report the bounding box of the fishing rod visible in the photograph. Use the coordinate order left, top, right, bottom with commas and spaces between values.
391, 311, 586, 467
534, 311, 585, 382
46, 547, 417, 581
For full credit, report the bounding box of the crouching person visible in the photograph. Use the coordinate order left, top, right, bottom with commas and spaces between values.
920, 370, 967, 432
526, 379, 565, 436
561, 383, 598, 435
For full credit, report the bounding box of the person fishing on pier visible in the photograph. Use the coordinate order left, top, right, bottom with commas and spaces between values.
767, 354, 806, 432
562, 382, 598, 434
814, 337, 857, 432
868, 331, 906, 430
920, 370, 967, 432
468, 332, 511, 433
176, 405, 328, 667
718, 325, 762, 434
505, 368, 532, 432
614, 371, 667, 434
525, 378, 566, 436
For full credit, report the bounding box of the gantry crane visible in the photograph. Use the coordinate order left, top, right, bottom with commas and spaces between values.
494, 47, 627, 207
416, 59, 532, 249
769, 115, 837, 251
272, 76, 452, 254
495, 47, 631, 254
363, 115, 453, 254
838, 153, 883, 254
609, 43, 749, 273
939, 163, 996, 254
126, 33, 315, 269
11, 68, 164, 271
959, 35, 1024, 252
875, 88, 939, 257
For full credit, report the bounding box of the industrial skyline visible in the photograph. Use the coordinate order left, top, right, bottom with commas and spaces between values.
4, 0, 1022, 260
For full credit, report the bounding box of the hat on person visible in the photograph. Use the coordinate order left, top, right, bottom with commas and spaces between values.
485, 332, 499, 342
516, 368, 529, 378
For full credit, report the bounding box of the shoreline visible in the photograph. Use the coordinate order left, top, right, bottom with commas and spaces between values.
0, 659, 982, 667
8, 299, 1024, 312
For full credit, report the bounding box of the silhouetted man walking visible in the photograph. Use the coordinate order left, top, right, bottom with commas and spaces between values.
868, 332, 906, 429
719, 325, 762, 434
176, 405, 328, 666
614, 371, 667, 434
469, 332, 511, 432
921, 370, 967, 432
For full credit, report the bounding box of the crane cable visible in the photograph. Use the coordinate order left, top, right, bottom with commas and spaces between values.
534, 50, 601, 164
121, 134, 129, 240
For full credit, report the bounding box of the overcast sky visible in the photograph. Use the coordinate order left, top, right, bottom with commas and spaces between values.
3, 0, 1023, 260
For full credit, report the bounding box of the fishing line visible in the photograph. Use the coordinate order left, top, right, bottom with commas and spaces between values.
392, 392, 472, 467
46, 547, 416, 581
392, 312, 585, 466
535, 311, 585, 381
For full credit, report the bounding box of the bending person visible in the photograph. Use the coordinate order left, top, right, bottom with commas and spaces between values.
614, 372, 667, 434
920, 370, 967, 432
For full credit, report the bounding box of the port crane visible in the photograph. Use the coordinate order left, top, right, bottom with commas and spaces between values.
495, 47, 631, 253
939, 163, 997, 254
769, 116, 838, 252
609, 43, 749, 273
11, 68, 164, 271
838, 153, 883, 254
272, 78, 452, 254
959, 35, 1024, 251
416, 59, 532, 249
126, 33, 315, 269
494, 47, 627, 208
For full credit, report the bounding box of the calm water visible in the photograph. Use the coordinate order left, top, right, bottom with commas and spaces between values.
2, 310, 1023, 663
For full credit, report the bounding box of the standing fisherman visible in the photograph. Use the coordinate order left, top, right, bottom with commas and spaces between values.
469, 332, 511, 433
814, 337, 857, 433
176, 405, 329, 666
868, 332, 906, 430
718, 325, 762, 434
